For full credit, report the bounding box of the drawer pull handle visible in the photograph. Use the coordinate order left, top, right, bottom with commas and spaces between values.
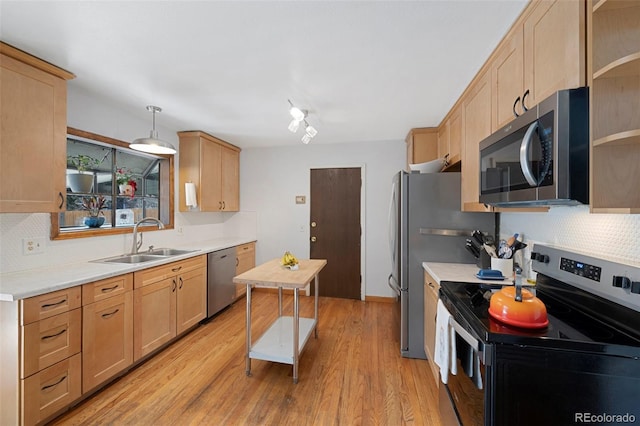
428, 282, 435, 289
101, 284, 119, 293
41, 328, 67, 341
102, 309, 120, 319
172, 266, 182, 272
41, 375, 67, 391
42, 299, 67, 309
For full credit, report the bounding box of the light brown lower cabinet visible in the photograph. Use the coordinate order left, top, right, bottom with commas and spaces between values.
82, 274, 134, 393
423, 270, 440, 386
235, 242, 256, 299
133, 255, 207, 361
1, 254, 210, 425
22, 353, 82, 426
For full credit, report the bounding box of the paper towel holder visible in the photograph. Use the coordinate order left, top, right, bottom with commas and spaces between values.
185, 182, 198, 208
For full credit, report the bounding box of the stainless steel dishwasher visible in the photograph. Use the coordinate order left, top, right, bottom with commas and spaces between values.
206, 247, 236, 318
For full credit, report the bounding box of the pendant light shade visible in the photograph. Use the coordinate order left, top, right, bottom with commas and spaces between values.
130, 105, 176, 154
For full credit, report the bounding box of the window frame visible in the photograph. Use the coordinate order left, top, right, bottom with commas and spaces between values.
50, 127, 174, 240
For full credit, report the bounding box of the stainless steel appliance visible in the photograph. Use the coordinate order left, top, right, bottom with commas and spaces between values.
438, 244, 640, 426
206, 247, 236, 318
388, 171, 495, 359
479, 87, 589, 207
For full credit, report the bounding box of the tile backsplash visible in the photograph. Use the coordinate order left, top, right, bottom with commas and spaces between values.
500, 205, 640, 267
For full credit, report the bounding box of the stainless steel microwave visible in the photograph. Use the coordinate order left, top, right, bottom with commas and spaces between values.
479, 87, 589, 207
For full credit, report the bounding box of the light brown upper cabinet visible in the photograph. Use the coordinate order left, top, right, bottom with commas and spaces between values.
406, 128, 439, 169
0, 42, 75, 213
461, 71, 493, 212
522, 0, 586, 108
437, 106, 462, 166
589, 0, 640, 213
492, 0, 585, 129
491, 27, 525, 130
178, 131, 240, 212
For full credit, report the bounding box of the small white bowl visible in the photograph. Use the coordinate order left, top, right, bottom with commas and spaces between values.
409, 158, 446, 173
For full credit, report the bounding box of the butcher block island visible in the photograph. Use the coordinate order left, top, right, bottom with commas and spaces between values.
234, 258, 327, 383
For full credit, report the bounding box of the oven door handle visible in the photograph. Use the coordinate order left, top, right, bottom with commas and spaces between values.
520, 120, 539, 187
449, 317, 479, 352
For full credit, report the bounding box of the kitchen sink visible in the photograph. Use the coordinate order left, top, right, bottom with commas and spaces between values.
92, 249, 198, 264
146, 248, 198, 256
97, 254, 167, 264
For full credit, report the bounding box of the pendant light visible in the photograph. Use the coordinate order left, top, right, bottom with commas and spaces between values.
130, 105, 176, 154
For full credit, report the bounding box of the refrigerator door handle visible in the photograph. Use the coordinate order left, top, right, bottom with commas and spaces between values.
388, 274, 401, 296
419, 228, 477, 237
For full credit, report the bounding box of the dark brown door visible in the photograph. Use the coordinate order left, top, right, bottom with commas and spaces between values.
310, 168, 361, 299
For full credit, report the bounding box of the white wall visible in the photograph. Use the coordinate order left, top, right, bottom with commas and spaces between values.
240, 140, 406, 298
0, 85, 257, 274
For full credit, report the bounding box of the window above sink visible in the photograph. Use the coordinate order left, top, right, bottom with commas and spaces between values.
50, 127, 174, 240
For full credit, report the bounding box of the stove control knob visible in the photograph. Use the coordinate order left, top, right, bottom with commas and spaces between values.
631, 281, 640, 294
538, 254, 550, 263
531, 251, 539, 260
612, 275, 631, 289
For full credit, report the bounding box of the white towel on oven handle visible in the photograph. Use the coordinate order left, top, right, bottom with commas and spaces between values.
435, 299, 457, 384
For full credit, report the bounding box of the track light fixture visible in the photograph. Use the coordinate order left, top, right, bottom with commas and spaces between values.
287, 99, 318, 144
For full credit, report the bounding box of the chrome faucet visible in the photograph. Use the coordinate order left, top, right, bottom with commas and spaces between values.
131, 217, 165, 254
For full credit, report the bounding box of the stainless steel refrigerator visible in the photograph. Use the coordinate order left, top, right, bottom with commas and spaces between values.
388, 171, 495, 359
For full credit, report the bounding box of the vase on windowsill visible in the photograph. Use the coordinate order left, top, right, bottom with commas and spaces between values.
84, 216, 105, 228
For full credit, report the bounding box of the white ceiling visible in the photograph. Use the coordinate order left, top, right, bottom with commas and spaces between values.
0, 0, 527, 149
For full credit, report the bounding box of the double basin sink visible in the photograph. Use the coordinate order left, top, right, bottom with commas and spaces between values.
93, 248, 198, 264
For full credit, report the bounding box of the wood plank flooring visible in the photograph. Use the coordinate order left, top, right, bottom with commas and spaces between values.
49, 291, 443, 425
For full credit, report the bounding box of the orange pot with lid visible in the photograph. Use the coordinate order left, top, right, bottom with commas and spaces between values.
489, 284, 549, 329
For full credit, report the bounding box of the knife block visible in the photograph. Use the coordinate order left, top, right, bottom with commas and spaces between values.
476, 248, 491, 269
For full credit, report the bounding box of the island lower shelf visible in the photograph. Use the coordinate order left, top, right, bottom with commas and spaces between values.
249, 316, 316, 364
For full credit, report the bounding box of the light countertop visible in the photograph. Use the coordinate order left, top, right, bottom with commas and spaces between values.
422, 262, 512, 285
0, 237, 256, 301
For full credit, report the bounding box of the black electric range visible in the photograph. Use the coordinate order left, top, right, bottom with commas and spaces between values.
438, 244, 640, 426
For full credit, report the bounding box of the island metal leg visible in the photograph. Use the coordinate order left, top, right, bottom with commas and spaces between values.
245, 283, 252, 376
292, 287, 300, 384
314, 274, 319, 338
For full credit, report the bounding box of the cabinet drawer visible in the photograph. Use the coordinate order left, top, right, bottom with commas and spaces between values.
20, 286, 81, 325
235, 242, 255, 256
134, 255, 206, 288
82, 273, 133, 305
21, 308, 81, 379
22, 353, 81, 426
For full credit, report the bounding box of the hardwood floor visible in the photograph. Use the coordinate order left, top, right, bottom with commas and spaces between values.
49, 291, 443, 425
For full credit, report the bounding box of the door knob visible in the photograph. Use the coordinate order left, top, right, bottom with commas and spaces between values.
311, 221, 317, 228
311, 236, 317, 242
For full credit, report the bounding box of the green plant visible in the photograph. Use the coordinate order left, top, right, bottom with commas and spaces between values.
79, 195, 107, 217
68, 154, 101, 173
115, 167, 133, 185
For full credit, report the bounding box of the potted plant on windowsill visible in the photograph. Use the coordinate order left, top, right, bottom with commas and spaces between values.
80, 195, 107, 228
116, 167, 137, 198
67, 154, 100, 193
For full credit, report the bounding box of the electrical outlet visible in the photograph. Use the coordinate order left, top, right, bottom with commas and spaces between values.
23, 237, 45, 255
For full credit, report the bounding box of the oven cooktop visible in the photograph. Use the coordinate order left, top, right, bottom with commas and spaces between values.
439, 244, 640, 358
